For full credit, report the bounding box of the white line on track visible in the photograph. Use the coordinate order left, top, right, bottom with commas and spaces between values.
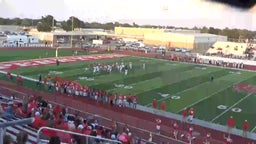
176, 76, 255, 113
210, 93, 253, 122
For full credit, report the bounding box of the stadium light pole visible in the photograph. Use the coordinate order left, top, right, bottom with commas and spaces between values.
71, 16, 74, 48
52, 16, 55, 32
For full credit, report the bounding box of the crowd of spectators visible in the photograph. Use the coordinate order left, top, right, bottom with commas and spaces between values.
0, 95, 135, 144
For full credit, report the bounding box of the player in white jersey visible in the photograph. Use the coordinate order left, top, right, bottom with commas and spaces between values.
107, 65, 112, 73
129, 62, 132, 69
124, 65, 128, 76
143, 63, 146, 70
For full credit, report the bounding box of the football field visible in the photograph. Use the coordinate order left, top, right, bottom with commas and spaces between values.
1, 51, 256, 132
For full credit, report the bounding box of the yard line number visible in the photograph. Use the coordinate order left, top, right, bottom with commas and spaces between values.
217, 105, 242, 113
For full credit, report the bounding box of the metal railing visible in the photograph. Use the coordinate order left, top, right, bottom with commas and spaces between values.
37, 127, 122, 144
0, 118, 35, 144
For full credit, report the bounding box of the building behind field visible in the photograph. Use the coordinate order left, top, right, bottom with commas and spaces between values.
114, 27, 227, 52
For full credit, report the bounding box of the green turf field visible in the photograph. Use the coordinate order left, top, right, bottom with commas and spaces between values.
1, 54, 256, 132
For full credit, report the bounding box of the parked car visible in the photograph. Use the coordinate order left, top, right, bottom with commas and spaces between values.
180, 48, 191, 52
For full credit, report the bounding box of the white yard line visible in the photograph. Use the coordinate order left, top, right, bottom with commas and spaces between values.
176, 76, 254, 113
145, 72, 241, 107
250, 126, 256, 132
144, 78, 214, 107
210, 93, 253, 122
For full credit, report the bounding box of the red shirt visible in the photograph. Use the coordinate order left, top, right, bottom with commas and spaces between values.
173, 123, 178, 130
182, 109, 187, 117
227, 118, 235, 127
189, 127, 193, 136
109, 95, 114, 101
43, 78, 47, 85
118, 95, 123, 100
161, 102, 166, 110
226, 137, 232, 144
153, 100, 157, 108
189, 109, 195, 116
7, 72, 11, 78
156, 119, 161, 125
133, 96, 137, 103
243, 121, 249, 131
55, 76, 59, 82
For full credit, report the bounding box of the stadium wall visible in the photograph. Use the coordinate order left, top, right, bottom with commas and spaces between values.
144, 33, 195, 48
114, 27, 164, 36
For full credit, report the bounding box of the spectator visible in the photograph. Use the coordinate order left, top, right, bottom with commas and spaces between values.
223, 134, 233, 144
155, 118, 161, 134
0, 104, 4, 116
16, 132, 28, 144
3, 134, 14, 144
4, 103, 14, 118
48, 136, 61, 144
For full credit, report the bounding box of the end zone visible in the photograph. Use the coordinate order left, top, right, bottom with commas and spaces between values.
0, 54, 128, 70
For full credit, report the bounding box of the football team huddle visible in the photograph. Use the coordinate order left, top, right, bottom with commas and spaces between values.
90, 61, 146, 76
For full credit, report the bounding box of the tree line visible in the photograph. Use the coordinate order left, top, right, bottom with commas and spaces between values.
0, 15, 255, 39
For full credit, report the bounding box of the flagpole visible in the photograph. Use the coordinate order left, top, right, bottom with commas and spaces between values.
71, 16, 74, 48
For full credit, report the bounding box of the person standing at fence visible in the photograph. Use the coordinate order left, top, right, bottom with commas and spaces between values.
132, 95, 137, 109
227, 116, 235, 134
242, 120, 249, 137
188, 108, 195, 123
182, 108, 187, 123
152, 99, 158, 109
160, 101, 166, 111
109, 94, 114, 106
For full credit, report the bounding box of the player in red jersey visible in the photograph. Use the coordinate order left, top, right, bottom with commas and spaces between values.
161, 101, 166, 111
227, 116, 235, 134
152, 99, 157, 109
242, 120, 249, 137
188, 108, 195, 122
132, 95, 137, 109
155, 118, 161, 134
182, 108, 187, 123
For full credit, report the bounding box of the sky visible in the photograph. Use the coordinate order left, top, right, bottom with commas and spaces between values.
0, 0, 256, 30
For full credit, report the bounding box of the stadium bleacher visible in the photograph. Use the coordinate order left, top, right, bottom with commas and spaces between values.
207, 41, 248, 58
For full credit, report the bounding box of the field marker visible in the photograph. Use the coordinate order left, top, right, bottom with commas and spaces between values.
250, 126, 256, 132
210, 93, 253, 122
